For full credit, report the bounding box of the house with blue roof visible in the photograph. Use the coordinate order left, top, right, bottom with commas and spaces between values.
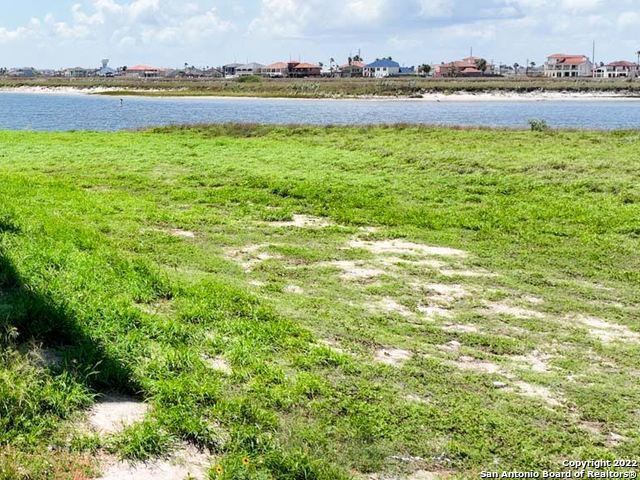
364, 58, 401, 78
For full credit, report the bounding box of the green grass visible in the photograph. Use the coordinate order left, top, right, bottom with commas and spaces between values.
2, 76, 640, 98
0, 125, 639, 479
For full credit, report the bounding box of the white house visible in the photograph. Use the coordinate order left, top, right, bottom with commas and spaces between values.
595, 61, 638, 79
236, 63, 264, 76
364, 58, 401, 78
544, 54, 593, 78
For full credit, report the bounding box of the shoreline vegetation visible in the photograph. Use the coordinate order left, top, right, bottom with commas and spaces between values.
1, 124, 638, 479
2, 76, 640, 99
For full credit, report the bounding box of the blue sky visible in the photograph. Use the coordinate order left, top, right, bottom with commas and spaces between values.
1, 0, 639, 68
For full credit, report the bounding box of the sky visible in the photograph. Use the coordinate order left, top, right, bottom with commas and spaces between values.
0, 0, 639, 69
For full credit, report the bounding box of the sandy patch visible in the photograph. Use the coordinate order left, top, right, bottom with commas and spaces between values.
422, 284, 467, 305
606, 432, 627, 447
453, 355, 501, 374
88, 394, 149, 435
319, 338, 347, 355
439, 269, 494, 278
227, 244, 280, 272
375, 348, 413, 367
328, 260, 384, 280
99, 444, 211, 480
484, 302, 545, 319
379, 256, 445, 269
571, 315, 640, 343
511, 351, 552, 373
440, 340, 462, 352
405, 394, 430, 404
512, 381, 561, 407
284, 284, 305, 294
202, 355, 232, 375
442, 324, 479, 334
350, 240, 467, 258
522, 295, 544, 305
271, 215, 333, 228
169, 229, 196, 239
417, 304, 453, 320
376, 298, 414, 318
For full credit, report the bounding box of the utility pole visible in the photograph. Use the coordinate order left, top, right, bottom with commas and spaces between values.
592, 40, 596, 78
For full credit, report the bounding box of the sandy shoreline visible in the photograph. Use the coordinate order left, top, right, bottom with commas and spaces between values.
1, 85, 639, 102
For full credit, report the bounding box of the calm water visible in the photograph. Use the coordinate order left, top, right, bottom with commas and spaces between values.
1, 91, 639, 131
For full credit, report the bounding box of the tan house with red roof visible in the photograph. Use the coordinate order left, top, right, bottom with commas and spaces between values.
544, 54, 593, 78
262, 62, 289, 77
340, 61, 365, 78
124, 64, 165, 78
434, 56, 493, 78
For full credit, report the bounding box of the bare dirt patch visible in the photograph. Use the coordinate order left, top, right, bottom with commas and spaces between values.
88, 394, 149, 435
284, 284, 305, 294
202, 355, 232, 375
511, 350, 552, 374
271, 215, 333, 228
453, 355, 502, 374
417, 304, 453, 320
350, 239, 467, 258
375, 298, 414, 318
99, 444, 211, 480
442, 324, 479, 334
169, 229, 196, 239
483, 302, 545, 319
367, 470, 452, 479
226, 244, 280, 272
511, 381, 562, 407
375, 348, 413, 367
328, 260, 384, 280
570, 315, 640, 343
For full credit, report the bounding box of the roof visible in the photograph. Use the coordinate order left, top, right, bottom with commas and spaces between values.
340, 61, 365, 69
265, 62, 289, 69
292, 62, 320, 69
366, 59, 400, 68
547, 54, 589, 65
238, 63, 264, 69
128, 64, 161, 71
606, 60, 637, 67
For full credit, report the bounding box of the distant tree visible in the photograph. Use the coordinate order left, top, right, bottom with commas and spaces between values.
418, 64, 432, 76
513, 62, 520, 76
475, 58, 488, 73
353, 53, 363, 62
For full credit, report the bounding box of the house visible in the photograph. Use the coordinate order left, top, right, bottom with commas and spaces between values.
340, 61, 365, 78
223, 63, 242, 78
595, 61, 638, 79
96, 59, 117, 77
262, 62, 289, 77
124, 64, 164, 78
288, 62, 322, 78
64, 67, 94, 78
435, 56, 492, 77
7, 67, 38, 78
236, 63, 264, 76
544, 54, 593, 78
364, 58, 400, 78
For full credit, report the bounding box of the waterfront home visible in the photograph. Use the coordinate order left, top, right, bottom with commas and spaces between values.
236, 63, 264, 76
7, 67, 38, 78
595, 61, 638, 78
223, 63, 242, 78
364, 58, 400, 78
340, 60, 365, 78
288, 62, 322, 78
64, 67, 94, 78
399, 66, 416, 76
544, 54, 593, 78
124, 64, 164, 78
262, 62, 289, 77
435, 56, 492, 77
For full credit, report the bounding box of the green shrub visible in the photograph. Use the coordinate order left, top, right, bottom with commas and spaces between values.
528, 119, 551, 132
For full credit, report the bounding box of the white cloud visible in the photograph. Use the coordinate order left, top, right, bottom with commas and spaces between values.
0, 0, 233, 46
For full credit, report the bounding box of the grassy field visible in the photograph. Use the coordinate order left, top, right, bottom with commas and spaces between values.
2, 76, 640, 98
0, 125, 639, 479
